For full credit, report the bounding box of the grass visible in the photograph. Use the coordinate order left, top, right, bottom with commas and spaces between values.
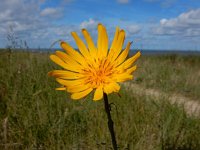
0, 50, 200, 149
135, 54, 200, 101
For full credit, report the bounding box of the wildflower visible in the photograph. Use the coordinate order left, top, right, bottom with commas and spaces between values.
48, 23, 140, 100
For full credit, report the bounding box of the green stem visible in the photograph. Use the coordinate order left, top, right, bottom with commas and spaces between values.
103, 93, 118, 150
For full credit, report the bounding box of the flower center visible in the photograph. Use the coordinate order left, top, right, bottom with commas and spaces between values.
82, 58, 114, 88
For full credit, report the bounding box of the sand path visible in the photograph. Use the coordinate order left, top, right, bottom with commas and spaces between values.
124, 82, 200, 117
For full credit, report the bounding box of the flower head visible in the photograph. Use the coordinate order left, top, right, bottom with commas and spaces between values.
48, 23, 141, 100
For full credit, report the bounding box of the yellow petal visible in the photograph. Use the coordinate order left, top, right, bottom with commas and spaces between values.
103, 83, 114, 94
56, 78, 84, 87
104, 82, 120, 94
55, 87, 66, 91
48, 70, 84, 79
123, 51, 141, 69
117, 51, 141, 70
60, 41, 87, 66
67, 84, 90, 93
111, 30, 125, 61
113, 73, 133, 82
71, 88, 93, 100
114, 42, 132, 67
49, 55, 68, 69
110, 26, 120, 51
71, 32, 91, 58
126, 65, 137, 74
82, 29, 97, 59
97, 24, 108, 58
93, 87, 103, 101
55, 51, 82, 68
50, 55, 81, 72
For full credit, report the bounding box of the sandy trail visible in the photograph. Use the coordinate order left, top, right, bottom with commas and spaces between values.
124, 82, 200, 117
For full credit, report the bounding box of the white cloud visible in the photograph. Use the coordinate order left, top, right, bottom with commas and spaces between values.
0, 0, 41, 33
126, 24, 141, 34
80, 18, 99, 30
1, 0, 20, 6
152, 9, 200, 36
0, 10, 12, 22
40, 8, 62, 18
117, 0, 129, 4
0, 0, 67, 48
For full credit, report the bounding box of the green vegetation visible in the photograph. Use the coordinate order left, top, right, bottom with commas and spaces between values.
0, 51, 200, 149
135, 54, 200, 101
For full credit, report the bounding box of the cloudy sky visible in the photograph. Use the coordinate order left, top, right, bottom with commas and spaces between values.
0, 0, 200, 50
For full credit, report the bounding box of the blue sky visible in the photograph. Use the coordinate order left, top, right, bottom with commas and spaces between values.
0, 0, 200, 50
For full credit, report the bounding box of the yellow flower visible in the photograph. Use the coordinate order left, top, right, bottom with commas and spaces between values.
48, 23, 141, 100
